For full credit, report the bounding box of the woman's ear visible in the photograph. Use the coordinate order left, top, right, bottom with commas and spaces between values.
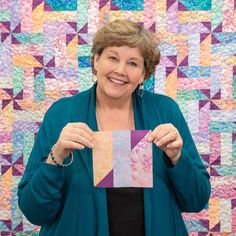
94, 54, 99, 72
139, 73, 145, 84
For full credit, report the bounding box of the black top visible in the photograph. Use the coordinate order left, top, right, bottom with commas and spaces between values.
107, 188, 145, 236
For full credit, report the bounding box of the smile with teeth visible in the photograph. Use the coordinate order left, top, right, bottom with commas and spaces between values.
109, 77, 127, 85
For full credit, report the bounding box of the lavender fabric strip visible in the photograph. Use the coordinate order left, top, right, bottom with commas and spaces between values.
113, 130, 132, 187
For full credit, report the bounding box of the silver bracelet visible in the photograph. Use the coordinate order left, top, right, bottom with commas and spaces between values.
50, 144, 73, 167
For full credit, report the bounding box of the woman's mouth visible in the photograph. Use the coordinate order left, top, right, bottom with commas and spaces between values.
108, 77, 127, 85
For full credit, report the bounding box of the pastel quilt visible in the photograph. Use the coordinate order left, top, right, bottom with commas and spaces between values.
92, 130, 153, 188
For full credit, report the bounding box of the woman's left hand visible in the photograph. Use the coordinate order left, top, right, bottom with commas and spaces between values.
148, 123, 183, 165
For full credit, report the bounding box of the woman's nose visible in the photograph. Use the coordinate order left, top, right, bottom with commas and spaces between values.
114, 62, 126, 76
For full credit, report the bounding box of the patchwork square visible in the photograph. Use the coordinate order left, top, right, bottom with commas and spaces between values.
92, 130, 153, 188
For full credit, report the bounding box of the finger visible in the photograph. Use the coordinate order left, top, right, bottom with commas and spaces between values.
68, 133, 95, 148
148, 126, 165, 141
167, 140, 183, 148
63, 140, 85, 150
69, 124, 95, 142
154, 132, 178, 147
153, 128, 170, 144
71, 123, 95, 139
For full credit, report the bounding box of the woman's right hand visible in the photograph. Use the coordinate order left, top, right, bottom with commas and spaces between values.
49, 122, 95, 163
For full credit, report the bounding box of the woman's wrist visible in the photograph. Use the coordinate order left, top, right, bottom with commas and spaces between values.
46, 144, 73, 167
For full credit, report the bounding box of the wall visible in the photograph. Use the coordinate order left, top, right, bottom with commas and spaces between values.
0, 0, 235, 235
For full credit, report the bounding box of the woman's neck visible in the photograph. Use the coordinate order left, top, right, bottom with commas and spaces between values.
96, 87, 133, 111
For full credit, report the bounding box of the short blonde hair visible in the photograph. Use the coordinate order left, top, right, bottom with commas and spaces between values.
91, 19, 160, 80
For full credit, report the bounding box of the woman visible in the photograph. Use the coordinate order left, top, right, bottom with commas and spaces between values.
18, 19, 211, 236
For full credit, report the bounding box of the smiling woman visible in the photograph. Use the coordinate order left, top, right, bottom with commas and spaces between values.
94, 46, 145, 103
18, 19, 210, 236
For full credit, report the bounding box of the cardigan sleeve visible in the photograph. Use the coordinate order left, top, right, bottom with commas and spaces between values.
163, 101, 211, 213
17, 102, 67, 226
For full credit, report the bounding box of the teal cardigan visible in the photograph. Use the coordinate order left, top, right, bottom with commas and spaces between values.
18, 84, 211, 236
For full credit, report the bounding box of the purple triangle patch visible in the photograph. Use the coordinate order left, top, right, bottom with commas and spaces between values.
66, 34, 76, 45
202, 22, 211, 31
198, 233, 208, 236
210, 167, 221, 176
210, 221, 220, 231
13, 101, 23, 110
69, 90, 78, 95
45, 57, 55, 67
233, 66, 236, 76
200, 33, 209, 43
178, 1, 187, 10
149, 22, 156, 33
1, 33, 10, 43
211, 156, 221, 165
2, 22, 10, 32
2, 99, 12, 109
15, 90, 23, 100
131, 130, 149, 150
2, 154, 12, 164
168, 56, 177, 65
3, 88, 13, 97
167, 0, 177, 10
177, 67, 187, 78
1, 165, 12, 175
110, 1, 120, 10
166, 67, 175, 77
199, 219, 209, 229
99, 0, 109, 9
211, 34, 221, 44
210, 101, 220, 110
32, 0, 44, 10
67, 22, 77, 32
96, 170, 113, 187
232, 199, 236, 209
45, 69, 55, 78
200, 89, 210, 99
78, 23, 88, 33
2, 220, 12, 230
199, 100, 209, 109
201, 154, 210, 164
78, 35, 87, 45
13, 165, 24, 176
44, 2, 54, 11
211, 90, 221, 99
34, 67, 43, 77
213, 23, 222, 32
11, 35, 21, 44
14, 221, 23, 231
13, 23, 21, 33
232, 133, 236, 141
14, 155, 23, 165
34, 55, 44, 65
178, 56, 188, 66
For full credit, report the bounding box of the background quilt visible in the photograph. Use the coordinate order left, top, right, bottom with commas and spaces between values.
0, 0, 235, 235
93, 130, 152, 187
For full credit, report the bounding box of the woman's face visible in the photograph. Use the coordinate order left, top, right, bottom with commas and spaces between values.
94, 45, 145, 101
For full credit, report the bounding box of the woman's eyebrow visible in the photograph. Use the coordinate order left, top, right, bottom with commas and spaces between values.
108, 50, 143, 61
129, 57, 143, 62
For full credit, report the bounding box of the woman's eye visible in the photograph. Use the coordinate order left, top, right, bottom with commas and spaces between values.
129, 62, 137, 67
109, 56, 117, 61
